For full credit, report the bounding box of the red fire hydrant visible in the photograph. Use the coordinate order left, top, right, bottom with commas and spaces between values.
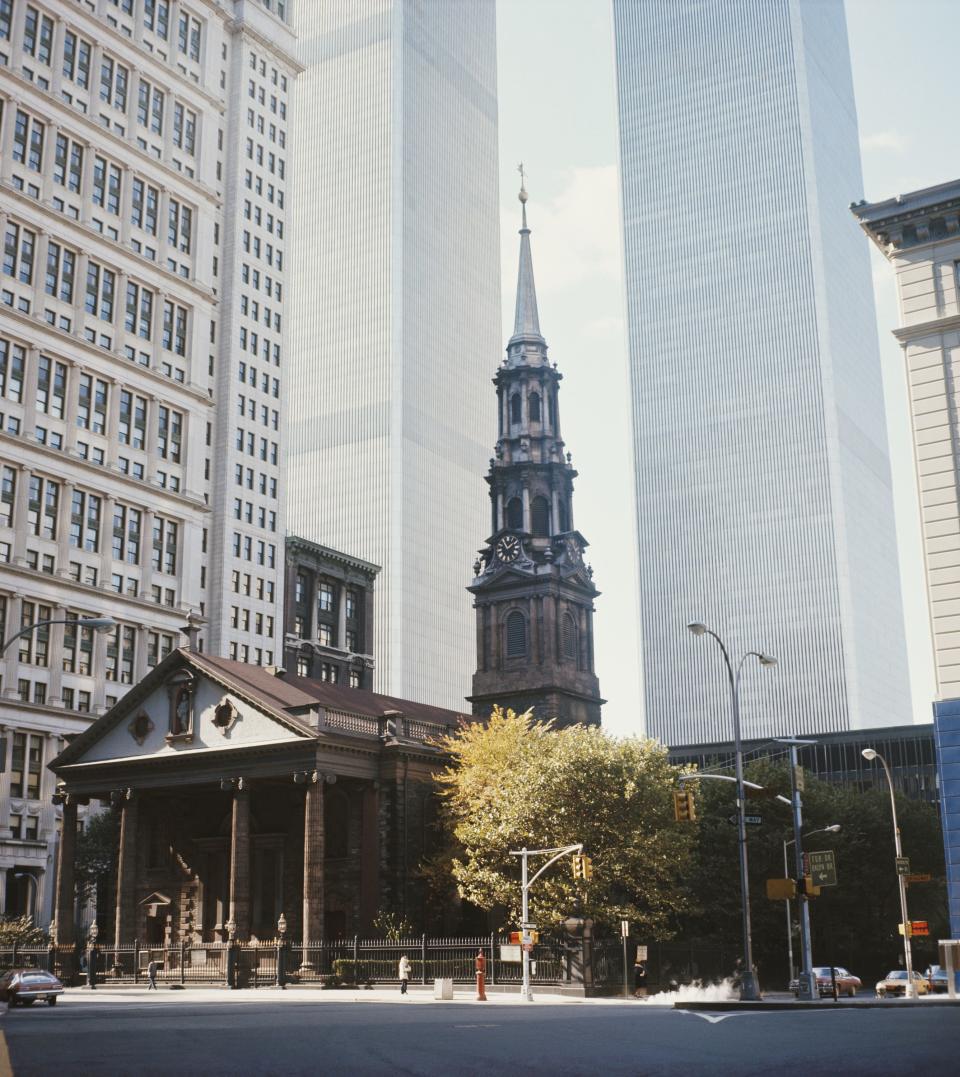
475, 949, 487, 1001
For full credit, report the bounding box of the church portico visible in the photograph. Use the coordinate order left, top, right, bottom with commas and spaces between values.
49, 648, 468, 954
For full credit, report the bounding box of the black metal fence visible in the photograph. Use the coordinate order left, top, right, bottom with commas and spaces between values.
0, 937, 737, 992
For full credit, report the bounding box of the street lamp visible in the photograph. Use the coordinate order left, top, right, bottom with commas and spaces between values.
12, 872, 39, 921
782, 825, 841, 983
687, 621, 776, 1000
1, 616, 116, 656
862, 747, 916, 998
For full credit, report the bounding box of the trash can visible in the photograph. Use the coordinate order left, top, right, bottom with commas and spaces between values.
434, 978, 454, 1000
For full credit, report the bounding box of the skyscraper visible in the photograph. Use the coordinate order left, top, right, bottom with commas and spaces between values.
287, 1, 500, 711
612, 0, 910, 744
0, 0, 298, 926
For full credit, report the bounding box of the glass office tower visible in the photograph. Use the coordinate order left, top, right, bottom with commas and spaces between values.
612, 0, 910, 744
287, 1, 500, 710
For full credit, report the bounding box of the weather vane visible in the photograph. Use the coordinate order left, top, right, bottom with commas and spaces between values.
518, 162, 528, 207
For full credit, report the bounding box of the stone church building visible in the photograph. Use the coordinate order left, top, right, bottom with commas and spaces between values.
469, 183, 604, 727
48, 646, 468, 947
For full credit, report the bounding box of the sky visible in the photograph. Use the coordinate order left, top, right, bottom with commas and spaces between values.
495, 0, 960, 738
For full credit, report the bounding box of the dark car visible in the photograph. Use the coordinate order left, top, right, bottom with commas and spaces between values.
790, 966, 862, 998
925, 965, 949, 994
0, 969, 64, 1008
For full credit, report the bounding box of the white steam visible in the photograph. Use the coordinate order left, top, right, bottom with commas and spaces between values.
641, 978, 739, 1006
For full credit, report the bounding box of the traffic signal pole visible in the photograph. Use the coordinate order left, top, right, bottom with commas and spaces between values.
510, 843, 583, 1003
784, 740, 817, 1001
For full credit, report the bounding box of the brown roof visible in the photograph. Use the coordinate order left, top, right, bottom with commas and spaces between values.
192, 652, 470, 728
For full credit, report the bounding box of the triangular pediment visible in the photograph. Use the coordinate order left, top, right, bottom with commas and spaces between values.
52, 650, 315, 771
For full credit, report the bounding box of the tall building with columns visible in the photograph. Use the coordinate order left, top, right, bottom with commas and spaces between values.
0, 0, 298, 927
612, 0, 911, 744
286, 0, 500, 712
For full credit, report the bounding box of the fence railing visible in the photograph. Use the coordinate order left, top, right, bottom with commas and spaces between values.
0, 937, 736, 991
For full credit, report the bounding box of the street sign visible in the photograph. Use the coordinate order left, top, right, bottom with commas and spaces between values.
912, 921, 930, 937
522, 942, 534, 953
620, 920, 630, 938
766, 878, 797, 901
728, 814, 763, 826
895, 856, 910, 876
521, 922, 536, 930
794, 765, 805, 792
500, 945, 522, 963
636, 945, 648, 962
808, 849, 838, 887
905, 873, 932, 884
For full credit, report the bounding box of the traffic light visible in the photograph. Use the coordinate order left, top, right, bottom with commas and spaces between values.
798, 875, 821, 899
572, 854, 593, 881
673, 790, 696, 822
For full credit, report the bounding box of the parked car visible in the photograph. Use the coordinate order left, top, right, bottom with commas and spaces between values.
875, 970, 930, 998
924, 965, 949, 993
0, 969, 64, 1008
789, 966, 862, 997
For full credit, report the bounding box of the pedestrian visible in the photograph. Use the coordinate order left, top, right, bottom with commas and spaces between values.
633, 959, 647, 999
398, 953, 411, 995
147, 959, 159, 990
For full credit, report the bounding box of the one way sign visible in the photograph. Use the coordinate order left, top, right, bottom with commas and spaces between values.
727, 814, 763, 826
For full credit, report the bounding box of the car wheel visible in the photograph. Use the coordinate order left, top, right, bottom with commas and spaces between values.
848, 987, 856, 998
46, 997, 57, 1007
6, 998, 16, 1009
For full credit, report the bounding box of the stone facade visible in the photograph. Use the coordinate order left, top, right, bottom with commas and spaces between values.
468, 187, 604, 728
282, 536, 378, 691
48, 647, 467, 945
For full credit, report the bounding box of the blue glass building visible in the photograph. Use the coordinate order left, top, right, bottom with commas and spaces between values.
934, 702, 960, 938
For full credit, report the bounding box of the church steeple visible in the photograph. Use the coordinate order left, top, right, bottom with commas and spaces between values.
467, 176, 604, 729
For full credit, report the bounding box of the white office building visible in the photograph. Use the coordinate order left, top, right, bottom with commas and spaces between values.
612, 0, 911, 744
287, 0, 500, 711
0, 0, 298, 928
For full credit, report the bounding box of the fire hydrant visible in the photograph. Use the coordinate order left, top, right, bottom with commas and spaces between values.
475, 949, 487, 1001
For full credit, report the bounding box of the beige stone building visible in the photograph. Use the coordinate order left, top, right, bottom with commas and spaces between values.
0, 0, 298, 928
854, 181, 960, 701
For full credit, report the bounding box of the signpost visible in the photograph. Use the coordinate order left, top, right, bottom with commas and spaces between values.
807, 850, 838, 888
620, 920, 630, 998
895, 856, 910, 876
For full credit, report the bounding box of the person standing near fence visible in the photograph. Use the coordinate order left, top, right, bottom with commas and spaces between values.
633, 958, 647, 999
147, 959, 159, 990
398, 954, 411, 995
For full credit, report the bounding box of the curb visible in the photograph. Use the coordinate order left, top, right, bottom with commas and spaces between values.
675, 998, 960, 1011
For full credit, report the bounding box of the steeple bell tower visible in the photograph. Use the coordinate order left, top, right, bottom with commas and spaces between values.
468, 177, 604, 728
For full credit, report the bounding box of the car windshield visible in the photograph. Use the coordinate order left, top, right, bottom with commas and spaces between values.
886, 971, 907, 979
813, 967, 834, 975
21, 974, 55, 984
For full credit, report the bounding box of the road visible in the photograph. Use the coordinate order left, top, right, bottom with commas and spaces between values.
2, 989, 957, 1076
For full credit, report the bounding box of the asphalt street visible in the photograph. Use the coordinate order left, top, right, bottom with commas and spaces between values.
1, 989, 957, 1076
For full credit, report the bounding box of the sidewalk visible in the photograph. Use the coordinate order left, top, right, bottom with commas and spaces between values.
56, 985, 638, 1006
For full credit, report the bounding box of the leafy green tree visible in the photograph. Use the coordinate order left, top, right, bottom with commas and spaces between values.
75, 807, 120, 929
676, 760, 947, 986
434, 708, 696, 934
0, 916, 47, 946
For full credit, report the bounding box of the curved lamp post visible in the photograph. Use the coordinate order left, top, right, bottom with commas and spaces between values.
862, 747, 915, 998
1, 615, 116, 657
687, 621, 777, 1000
782, 825, 841, 984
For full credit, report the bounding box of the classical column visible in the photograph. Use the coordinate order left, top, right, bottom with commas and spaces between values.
113, 792, 139, 944
359, 783, 380, 932
336, 583, 347, 649
227, 786, 250, 939
300, 775, 324, 963
53, 798, 78, 947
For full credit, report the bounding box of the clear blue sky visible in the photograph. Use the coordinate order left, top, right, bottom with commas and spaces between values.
496, 0, 960, 737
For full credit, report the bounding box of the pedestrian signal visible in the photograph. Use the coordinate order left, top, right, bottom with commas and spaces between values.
673, 790, 696, 822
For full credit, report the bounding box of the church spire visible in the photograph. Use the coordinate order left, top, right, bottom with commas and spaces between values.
510, 165, 543, 345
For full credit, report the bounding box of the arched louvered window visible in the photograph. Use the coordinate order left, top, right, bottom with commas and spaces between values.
529, 392, 541, 422
558, 499, 569, 533
506, 611, 527, 657
548, 392, 555, 427
506, 497, 523, 530
510, 393, 522, 424
562, 612, 577, 661
531, 496, 550, 537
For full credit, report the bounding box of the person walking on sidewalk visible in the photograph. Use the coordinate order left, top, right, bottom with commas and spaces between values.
398, 954, 412, 995
147, 959, 159, 990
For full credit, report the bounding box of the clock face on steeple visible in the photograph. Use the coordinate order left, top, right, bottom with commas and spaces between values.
495, 534, 521, 563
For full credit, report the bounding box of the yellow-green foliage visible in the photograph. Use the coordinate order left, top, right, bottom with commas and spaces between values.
435, 707, 696, 934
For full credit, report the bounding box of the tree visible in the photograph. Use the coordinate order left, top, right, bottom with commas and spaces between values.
434, 708, 696, 934
75, 808, 120, 929
676, 760, 948, 986
0, 916, 47, 946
